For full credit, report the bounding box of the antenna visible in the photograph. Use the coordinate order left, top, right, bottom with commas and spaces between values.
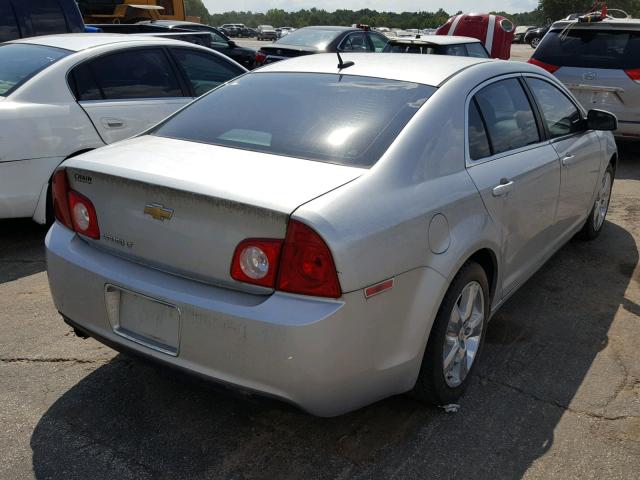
336, 51, 355, 70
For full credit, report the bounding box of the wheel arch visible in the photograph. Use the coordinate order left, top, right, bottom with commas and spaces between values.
462, 247, 498, 304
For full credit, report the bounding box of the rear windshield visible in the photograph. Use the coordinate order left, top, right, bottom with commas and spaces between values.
152, 73, 434, 168
275, 28, 341, 49
534, 29, 640, 69
0, 43, 70, 96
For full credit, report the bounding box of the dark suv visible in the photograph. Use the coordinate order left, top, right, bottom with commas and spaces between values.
0, 0, 85, 42
254, 26, 389, 67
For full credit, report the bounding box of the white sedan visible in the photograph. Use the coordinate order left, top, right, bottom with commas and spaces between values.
0, 34, 246, 224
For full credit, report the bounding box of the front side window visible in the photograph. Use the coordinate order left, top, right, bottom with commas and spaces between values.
87, 49, 182, 100
152, 73, 435, 168
474, 78, 540, 155
526, 78, 584, 138
170, 48, 243, 97
369, 33, 388, 52
0, 1, 20, 42
29, 0, 67, 36
0, 43, 70, 96
441, 45, 467, 56
465, 43, 489, 58
340, 32, 371, 52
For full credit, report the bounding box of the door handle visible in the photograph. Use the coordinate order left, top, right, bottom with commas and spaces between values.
561, 154, 577, 167
101, 118, 126, 129
492, 178, 514, 197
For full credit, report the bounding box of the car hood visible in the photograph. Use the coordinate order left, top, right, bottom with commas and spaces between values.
62, 135, 364, 214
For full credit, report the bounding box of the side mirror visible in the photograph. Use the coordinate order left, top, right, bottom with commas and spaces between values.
587, 109, 617, 131
228, 40, 237, 48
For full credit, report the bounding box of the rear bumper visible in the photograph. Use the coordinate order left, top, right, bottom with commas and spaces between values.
46, 223, 446, 416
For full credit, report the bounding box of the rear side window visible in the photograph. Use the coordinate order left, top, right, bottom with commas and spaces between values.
0, 43, 69, 96
526, 78, 584, 138
465, 43, 489, 58
468, 100, 492, 160
0, 1, 20, 42
534, 29, 640, 70
442, 45, 467, 56
369, 32, 388, 52
69, 63, 102, 101
474, 78, 540, 155
28, 0, 68, 36
152, 73, 435, 168
170, 48, 243, 97
86, 49, 182, 100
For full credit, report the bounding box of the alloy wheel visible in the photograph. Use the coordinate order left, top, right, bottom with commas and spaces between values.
593, 170, 613, 231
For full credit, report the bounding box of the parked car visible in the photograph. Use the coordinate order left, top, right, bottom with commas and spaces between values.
513, 25, 537, 43
384, 35, 489, 57
528, 16, 640, 139
46, 53, 617, 417
220, 24, 248, 37
136, 20, 257, 69
524, 25, 550, 48
254, 26, 389, 67
257, 25, 278, 41
0, 0, 84, 42
0, 34, 246, 224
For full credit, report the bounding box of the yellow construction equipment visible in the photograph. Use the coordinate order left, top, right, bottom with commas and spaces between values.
79, 1, 200, 24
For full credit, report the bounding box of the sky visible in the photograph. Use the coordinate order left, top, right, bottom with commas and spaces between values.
202, 0, 539, 14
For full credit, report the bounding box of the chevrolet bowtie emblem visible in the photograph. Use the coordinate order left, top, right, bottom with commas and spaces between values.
144, 203, 174, 221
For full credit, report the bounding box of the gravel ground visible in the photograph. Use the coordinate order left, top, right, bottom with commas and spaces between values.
0, 44, 638, 479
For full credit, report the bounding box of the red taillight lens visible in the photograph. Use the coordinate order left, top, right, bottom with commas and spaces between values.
625, 68, 640, 82
52, 169, 73, 230
277, 220, 341, 298
255, 51, 267, 63
68, 191, 100, 239
230, 239, 282, 288
51, 168, 100, 239
528, 57, 560, 74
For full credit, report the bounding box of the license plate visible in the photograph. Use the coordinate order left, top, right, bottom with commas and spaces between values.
105, 285, 180, 356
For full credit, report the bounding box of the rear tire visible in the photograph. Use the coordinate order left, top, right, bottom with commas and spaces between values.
413, 262, 490, 406
530, 37, 540, 48
578, 164, 614, 241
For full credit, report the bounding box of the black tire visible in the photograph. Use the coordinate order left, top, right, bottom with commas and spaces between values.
578, 164, 614, 241
529, 37, 540, 48
413, 262, 490, 406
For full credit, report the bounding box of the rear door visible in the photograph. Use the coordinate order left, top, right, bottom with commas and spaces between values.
465, 76, 561, 296
524, 76, 601, 233
70, 48, 191, 144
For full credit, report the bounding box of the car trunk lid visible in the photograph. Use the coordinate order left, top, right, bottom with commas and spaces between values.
62, 135, 362, 292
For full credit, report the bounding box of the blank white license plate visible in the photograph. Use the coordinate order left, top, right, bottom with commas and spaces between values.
105, 285, 180, 356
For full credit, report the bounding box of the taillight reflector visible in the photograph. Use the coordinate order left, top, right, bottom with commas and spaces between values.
52, 169, 73, 230
625, 68, 640, 82
230, 239, 283, 288
277, 220, 341, 298
527, 57, 560, 74
255, 51, 267, 63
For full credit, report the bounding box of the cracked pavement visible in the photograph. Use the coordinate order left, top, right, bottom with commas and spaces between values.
1, 140, 639, 479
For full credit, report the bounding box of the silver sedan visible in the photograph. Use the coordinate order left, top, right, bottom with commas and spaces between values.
46, 53, 618, 416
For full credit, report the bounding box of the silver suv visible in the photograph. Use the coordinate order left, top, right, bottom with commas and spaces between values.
529, 16, 640, 139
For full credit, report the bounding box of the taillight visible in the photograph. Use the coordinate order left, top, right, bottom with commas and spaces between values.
231, 220, 342, 298
277, 220, 341, 298
51, 168, 100, 239
528, 57, 560, 74
230, 239, 282, 288
625, 68, 640, 83
255, 51, 267, 63
52, 169, 73, 230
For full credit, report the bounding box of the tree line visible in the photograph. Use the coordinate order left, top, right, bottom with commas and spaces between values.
184, 0, 640, 29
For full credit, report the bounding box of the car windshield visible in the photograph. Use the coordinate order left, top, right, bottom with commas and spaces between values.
152, 73, 435, 168
275, 28, 341, 49
534, 29, 640, 69
0, 44, 70, 96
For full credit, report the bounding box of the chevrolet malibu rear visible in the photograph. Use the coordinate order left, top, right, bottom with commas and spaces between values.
47, 54, 615, 416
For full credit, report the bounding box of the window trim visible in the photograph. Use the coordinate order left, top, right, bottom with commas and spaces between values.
66, 46, 189, 103
522, 73, 590, 144
465, 73, 550, 167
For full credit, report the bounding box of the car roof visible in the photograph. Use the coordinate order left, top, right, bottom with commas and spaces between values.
257, 52, 492, 87
299, 26, 355, 32
10, 33, 179, 52
551, 17, 640, 30
388, 35, 480, 45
